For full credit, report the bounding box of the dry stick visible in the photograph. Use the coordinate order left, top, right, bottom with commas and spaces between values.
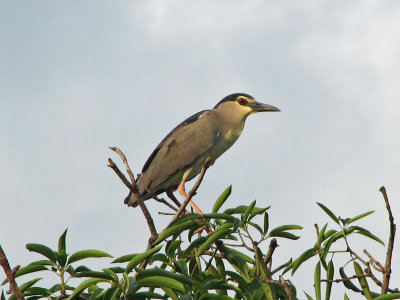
169, 157, 211, 225
379, 186, 396, 295
108, 148, 157, 240
0, 245, 23, 300
363, 249, 384, 272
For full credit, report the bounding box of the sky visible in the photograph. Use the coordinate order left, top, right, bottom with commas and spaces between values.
1, 1, 400, 298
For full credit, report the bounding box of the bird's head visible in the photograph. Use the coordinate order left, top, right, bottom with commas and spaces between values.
214, 93, 280, 119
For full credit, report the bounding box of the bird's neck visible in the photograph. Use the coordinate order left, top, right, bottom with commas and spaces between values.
214, 110, 247, 143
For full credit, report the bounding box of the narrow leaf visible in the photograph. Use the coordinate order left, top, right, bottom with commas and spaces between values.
263, 212, 269, 234
242, 200, 256, 223
347, 211, 374, 225
153, 220, 205, 245
314, 263, 321, 300
67, 250, 112, 265
339, 267, 361, 292
126, 245, 163, 273
374, 293, 400, 300
112, 254, 136, 263
58, 229, 68, 254
137, 276, 185, 292
353, 262, 372, 300
269, 225, 303, 236
325, 260, 334, 300
197, 229, 231, 256
212, 185, 232, 213
67, 278, 110, 300
291, 247, 317, 275
316, 203, 339, 224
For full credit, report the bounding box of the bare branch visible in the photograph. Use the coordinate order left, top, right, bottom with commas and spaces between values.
363, 249, 384, 273
108, 148, 157, 240
380, 186, 396, 294
0, 245, 23, 300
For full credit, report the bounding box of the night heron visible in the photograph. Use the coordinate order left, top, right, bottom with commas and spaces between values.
125, 93, 280, 213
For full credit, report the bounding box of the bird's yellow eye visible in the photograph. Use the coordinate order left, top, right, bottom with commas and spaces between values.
237, 97, 246, 105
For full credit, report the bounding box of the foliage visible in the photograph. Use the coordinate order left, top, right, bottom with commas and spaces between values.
1, 187, 398, 300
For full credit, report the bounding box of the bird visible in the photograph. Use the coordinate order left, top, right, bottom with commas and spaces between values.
125, 93, 280, 213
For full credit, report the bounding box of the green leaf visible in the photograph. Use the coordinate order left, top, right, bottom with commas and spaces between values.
74, 270, 115, 281
248, 206, 270, 222
248, 221, 264, 236
314, 263, 321, 300
2, 264, 48, 284
67, 250, 112, 265
269, 225, 302, 236
67, 278, 110, 300
325, 260, 334, 300
26, 243, 56, 261
374, 293, 400, 300
137, 268, 203, 291
353, 262, 372, 300
58, 229, 68, 254
182, 236, 208, 256
112, 253, 136, 263
289, 247, 317, 275
18, 278, 42, 292
322, 228, 356, 261
263, 212, 269, 234
148, 253, 169, 264
316, 203, 339, 224
269, 231, 300, 240
197, 228, 231, 256
352, 226, 385, 245
136, 276, 185, 292
347, 210, 374, 225
315, 223, 328, 247
126, 245, 163, 273
166, 240, 182, 259
339, 267, 361, 292
153, 220, 206, 245
219, 244, 250, 281
23, 287, 52, 297
212, 185, 232, 213
304, 292, 314, 300
242, 200, 256, 223
254, 246, 276, 300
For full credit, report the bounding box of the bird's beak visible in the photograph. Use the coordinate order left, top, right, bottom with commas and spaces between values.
250, 101, 280, 113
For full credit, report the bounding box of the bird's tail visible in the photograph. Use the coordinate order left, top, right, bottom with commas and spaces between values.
123, 191, 139, 207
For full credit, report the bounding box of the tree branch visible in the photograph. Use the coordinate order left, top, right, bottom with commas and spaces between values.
0, 245, 23, 300
108, 147, 157, 240
379, 186, 396, 294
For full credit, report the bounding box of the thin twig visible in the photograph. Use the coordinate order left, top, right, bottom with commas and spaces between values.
271, 259, 292, 275
363, 249, 384, 272
108, 148, 157, 240
169, 157, 211, 225
0, 245, 23, 300
109, 147, 136, 186
380, 186, 396, 294
322, 273, 369, 283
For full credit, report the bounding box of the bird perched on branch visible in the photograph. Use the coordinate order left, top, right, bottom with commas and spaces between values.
125, 93, 280, 213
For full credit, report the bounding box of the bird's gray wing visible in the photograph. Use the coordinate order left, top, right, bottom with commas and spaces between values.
140, 109, 218, 191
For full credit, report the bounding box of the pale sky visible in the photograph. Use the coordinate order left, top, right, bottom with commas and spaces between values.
1, 1, 400, 298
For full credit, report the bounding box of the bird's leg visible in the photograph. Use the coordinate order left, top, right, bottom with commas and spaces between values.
177, 180, 204, 215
